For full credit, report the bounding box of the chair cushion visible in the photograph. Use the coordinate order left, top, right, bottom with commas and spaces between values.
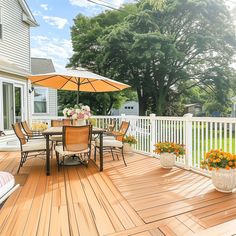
95, 139, 123, 148
0, 172, 15, 199
22, 139, 47, 152
50, 135, 62, 142
55, 145, 90, 156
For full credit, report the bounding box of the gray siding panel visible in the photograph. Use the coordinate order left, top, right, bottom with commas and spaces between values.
0, 0, 30, 72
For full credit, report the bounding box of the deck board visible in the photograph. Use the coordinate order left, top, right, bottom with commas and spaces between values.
0, 151, 235, 235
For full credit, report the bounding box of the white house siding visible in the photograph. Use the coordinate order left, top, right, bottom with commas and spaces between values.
0, 0, 30, 72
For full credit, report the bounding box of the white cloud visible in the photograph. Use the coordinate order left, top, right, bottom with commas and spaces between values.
43, 16, 68, 29
33, 10, 42, 16
31, 36, 73, 71
40, 4, 48, 11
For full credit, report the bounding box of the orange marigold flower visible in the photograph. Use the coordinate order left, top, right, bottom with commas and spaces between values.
229, 161, 233, 166
226, 166, 230, 170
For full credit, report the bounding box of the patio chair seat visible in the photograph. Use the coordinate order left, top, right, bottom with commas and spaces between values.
22, 139, 47, 152
50, 135, 62, 142
0, 172, 15, 199
95, 139, 123, 148
55, 145, 90, 156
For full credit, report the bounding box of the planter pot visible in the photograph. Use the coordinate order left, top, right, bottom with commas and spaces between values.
123, 143, 133, 153
160, 152, 175, 169
211, 169, 236, 193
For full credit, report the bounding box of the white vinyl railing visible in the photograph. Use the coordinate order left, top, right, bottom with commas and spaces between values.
32, 114, 236, 174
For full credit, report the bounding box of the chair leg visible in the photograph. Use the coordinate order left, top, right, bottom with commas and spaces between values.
51, 141, 54, 159
94, 146, 97, 162
17, 152, 26, 174
110, 147, 115, 160
121, 147, 127, 166
55, 151, 60, 171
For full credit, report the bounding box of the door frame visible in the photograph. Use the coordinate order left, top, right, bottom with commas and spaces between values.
0, 77, 28, 132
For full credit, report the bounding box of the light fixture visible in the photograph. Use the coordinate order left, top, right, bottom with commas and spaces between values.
29, 86, 34, 94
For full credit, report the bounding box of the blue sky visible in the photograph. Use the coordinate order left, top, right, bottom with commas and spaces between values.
27, 0, 133, 71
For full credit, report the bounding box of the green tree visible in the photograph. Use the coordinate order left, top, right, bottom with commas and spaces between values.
69, 0, 236, 115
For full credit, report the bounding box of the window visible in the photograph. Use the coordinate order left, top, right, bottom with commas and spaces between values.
34, 87, 48, 113
0, 8, 3, 40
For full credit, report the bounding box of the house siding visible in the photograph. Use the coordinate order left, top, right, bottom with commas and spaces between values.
0, 0, 30, 72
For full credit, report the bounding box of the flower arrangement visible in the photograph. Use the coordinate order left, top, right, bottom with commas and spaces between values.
154, 142, 185, 156
123, 135, 137, 145
31, 122, 48, 131
63, 104, 91, 120
201, 150, 236, 171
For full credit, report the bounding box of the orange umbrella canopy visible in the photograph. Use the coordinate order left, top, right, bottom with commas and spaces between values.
28, 68, 130, 93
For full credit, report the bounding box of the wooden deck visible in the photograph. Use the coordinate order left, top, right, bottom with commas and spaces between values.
0, 151, 236, 236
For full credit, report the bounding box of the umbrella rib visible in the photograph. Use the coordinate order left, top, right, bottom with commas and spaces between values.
59, 76, 78, 89
86, 79, 97, 92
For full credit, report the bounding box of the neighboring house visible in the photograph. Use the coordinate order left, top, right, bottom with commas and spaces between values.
0, 0, 38, 133
184, 103, 202, 116
31, 58, 58, 118
111, 101, 139, 116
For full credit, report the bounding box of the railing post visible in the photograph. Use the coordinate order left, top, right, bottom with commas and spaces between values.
183, 113, 193, 170
121, 113, 126, 121
150, 114, 156, 155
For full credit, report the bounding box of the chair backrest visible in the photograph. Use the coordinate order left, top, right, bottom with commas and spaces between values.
107, 118, 116, 132
72, 119, 78, 126
63, 125, 92, 152
51, 120, 63, 127
12, 123, 27, 145
117, 121, 130, 141
62, 119, 72, 126
21, 121, 33, 137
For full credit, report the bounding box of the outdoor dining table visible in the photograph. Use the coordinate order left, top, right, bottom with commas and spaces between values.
42, 126, 106, 176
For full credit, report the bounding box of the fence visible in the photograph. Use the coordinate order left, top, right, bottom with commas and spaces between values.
32, 114, 236, 174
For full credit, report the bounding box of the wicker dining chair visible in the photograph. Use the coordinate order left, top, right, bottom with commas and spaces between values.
104, 121, 130, 141
21, 121, 44, 140
51, 120, 63, 127
107, 118, 117, 132
62, 119, 72, 126
12, 123, 47, 173
55, 125, 92, 170
95, 121, 130, 166
50, 120, 63, 158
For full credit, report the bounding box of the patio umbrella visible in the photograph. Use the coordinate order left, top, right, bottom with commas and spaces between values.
28, 68, 130, 104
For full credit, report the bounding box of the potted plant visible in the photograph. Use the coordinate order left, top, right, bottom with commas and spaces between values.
63, 104, 91, 126
201, 150, 236, 193
154, 142, 185, 169
123, 135, 137, 153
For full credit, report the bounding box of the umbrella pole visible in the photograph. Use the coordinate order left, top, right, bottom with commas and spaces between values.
77, 79, 80, 105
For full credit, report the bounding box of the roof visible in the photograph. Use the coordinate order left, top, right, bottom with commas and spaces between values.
31, 58, 56, 75
0, 55, 29, 77
18, 0, 39, 27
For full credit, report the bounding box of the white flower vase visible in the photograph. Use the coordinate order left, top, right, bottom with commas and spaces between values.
77, 119, 86, 126
123, 143, 133, 153
211, 169, 236, 193
160, 152, 175, 169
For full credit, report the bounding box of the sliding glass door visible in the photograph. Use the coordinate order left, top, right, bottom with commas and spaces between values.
2, 82, 25, 130
3, 82, 14, 130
